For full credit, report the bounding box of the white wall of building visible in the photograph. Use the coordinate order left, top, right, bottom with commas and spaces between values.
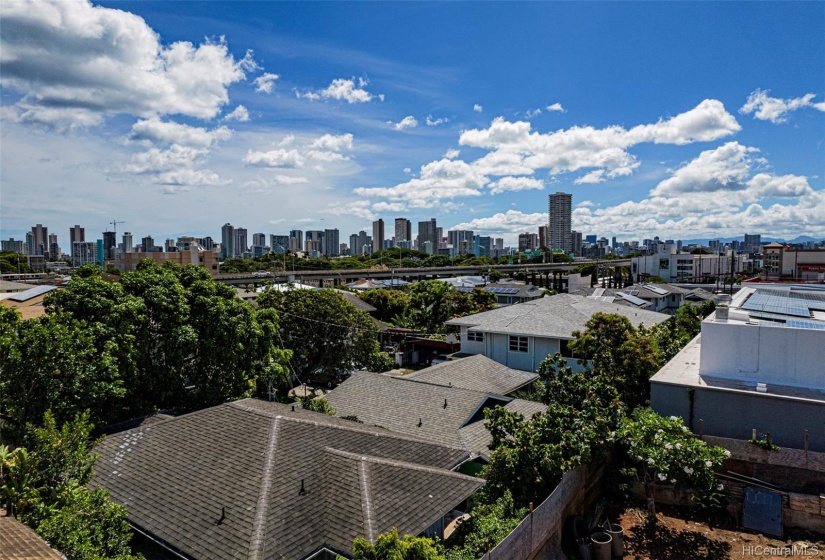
700, 318, 824, 388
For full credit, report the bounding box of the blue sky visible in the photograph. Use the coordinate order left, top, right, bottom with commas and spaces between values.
1, 1, 824, 248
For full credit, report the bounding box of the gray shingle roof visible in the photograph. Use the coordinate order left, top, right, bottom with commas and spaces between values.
93, 399, 482, 560
404, 354, 538, 395
446, 293, 668, 339
324, 372, 547, 457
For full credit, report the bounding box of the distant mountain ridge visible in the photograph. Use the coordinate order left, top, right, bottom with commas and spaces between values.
679, 235, 823, 245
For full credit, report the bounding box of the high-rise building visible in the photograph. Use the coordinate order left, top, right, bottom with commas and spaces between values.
201, 236, 215, 251
141, 236, 155, 252
474, 236, 491, 258
25, 232, 34, 256
372, 219, 385, 255
72, 242, 98, 267
324, 229, 340, 257
165, 238, 176, 252
252, 233, 266, 247
518, 232, 538, 252
31, 224, 48, 256
221, 223, 234, 260
351, 230, 369, 256
234, 227, 248, 257
270, 234, 289, 254
548, 192, 572, 253
538, 226, 548, 249
2, 238, 25, 254
571, 230, 583, 256
744, 234, 762, 254
305, 230, 324, 256
48, 234, 59, 260
447, 230, 474, 255
417, 219, 437, 254
289, 230, 303, 253
103, 231, 117, 260
69, 225, 85, 246
436, 227, 444, 249
394, 218, 412, 244
122, 232, 133, 253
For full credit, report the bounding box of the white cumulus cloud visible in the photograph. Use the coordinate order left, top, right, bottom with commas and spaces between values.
546, 103, 566, 113
0, 0, 254, 129
488, 176, 544, 194
223, 105, 250, 122
297, 77, 382, 104
127, 118, 232, 148
253, 73, 279, 94
390, 116, 418, 130
473, 104, 483, 113
426, 115, 449, 126
272, 175, 309, 185
243, 149, 305, 168
739, 89, 825, 123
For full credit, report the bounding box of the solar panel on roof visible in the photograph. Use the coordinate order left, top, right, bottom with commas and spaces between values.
643, 284, 669, 296
741, 291, 811, 318
592, 288, 605, 297
786, 319, 825, 330
8, 285, 57, 302
617, 292, 647, 306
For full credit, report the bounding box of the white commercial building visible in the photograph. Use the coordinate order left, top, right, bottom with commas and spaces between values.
631, 243, 747, 283
651, 285, 825, 451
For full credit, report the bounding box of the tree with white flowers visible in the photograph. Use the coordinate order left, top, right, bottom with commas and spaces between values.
619, 408, 729, 524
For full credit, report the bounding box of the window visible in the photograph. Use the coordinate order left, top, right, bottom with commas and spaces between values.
560, 339, 575, 358
509, 335, 528, 353
467, 331, 484, 342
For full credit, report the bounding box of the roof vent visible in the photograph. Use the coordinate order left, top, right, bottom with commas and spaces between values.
418, 418, 422, 427
443, 398, 448, 409
756, 383, 767, 394
299, 479, 306, 495
216, 506, 226, 525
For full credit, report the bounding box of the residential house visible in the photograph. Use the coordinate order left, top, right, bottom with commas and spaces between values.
94, 399, 484, 560
404, 354, 538, 395
618, 283, 687, 312
446, 294, 668, 372
324, 371, 546, 466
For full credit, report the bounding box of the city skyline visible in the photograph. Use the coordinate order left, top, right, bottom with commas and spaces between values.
1, 2, 824, 245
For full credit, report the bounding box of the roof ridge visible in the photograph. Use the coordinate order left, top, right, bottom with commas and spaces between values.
248, 416, 280, 560
229, 400, 477, 455
357, 457, 375, 543
323, 447, 484, 484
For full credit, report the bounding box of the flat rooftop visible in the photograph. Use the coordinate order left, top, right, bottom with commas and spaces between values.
651, 334, 825, 404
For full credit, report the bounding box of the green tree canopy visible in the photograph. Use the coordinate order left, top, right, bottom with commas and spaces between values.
1, 412, 141, 560
257, 288, 380, 377
569, 313, 661, 411
359, 289, 410, 323
352, 529, 444, 560
1, 259, 291, 432
619, 408, 729, 522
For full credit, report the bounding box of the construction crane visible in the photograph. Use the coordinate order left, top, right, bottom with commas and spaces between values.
110, 219, 125, 239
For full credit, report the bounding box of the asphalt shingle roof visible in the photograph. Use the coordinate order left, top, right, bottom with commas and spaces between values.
324, 372, 547, 457
404, 354, 538, 395
446, 293, 669, 339
93, 399, 483, 560
0, 509, 64, 560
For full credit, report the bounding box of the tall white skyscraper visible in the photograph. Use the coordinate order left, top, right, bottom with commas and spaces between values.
372, 219, 385, 254
548, 192, 572, 253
